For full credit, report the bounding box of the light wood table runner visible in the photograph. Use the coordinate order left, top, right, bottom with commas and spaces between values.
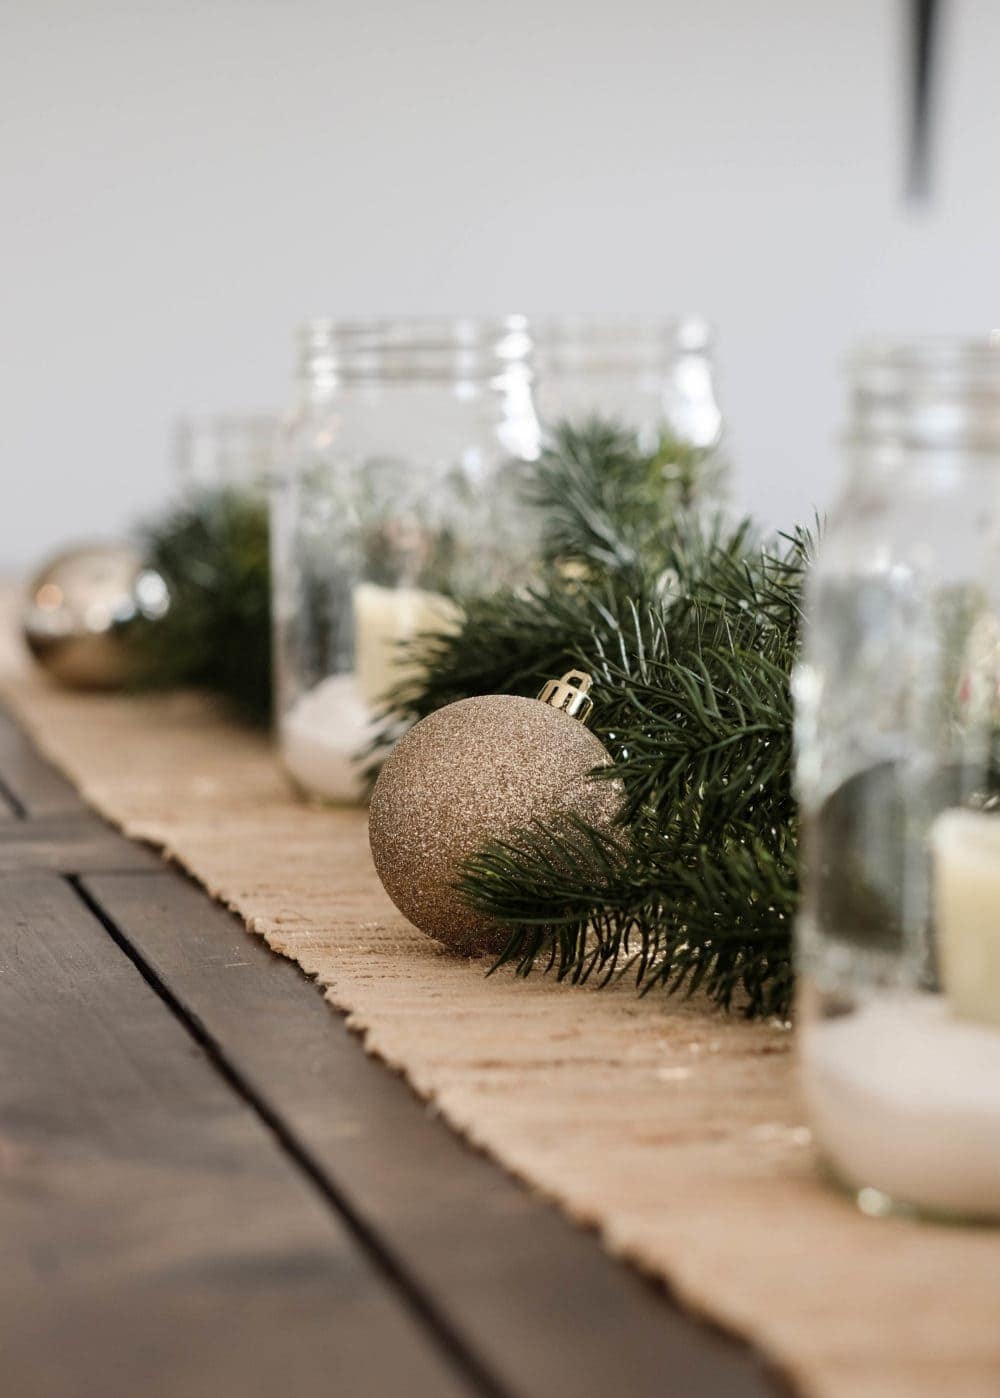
3, 624, 999, 1398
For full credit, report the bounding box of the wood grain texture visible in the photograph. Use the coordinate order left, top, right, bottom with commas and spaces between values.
0, 705, 82, 817
0, 874, 474, 1398
88, 870, 777, 1398
0, 811, 162, 874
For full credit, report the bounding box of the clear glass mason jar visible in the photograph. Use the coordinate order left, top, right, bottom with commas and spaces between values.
173, 415, 278, 495
271, 316, 541, 804
793, 339, 1000, 1222
532, 314, 723, 454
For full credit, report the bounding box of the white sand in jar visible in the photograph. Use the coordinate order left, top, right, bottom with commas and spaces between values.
801, 993, 1000, 1219
280, 673, 374, 804
280, 584, 461, 805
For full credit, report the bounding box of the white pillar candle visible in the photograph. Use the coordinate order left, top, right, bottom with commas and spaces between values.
280, 583, 460, 804
932, 808, 1000, 1029
353, 582, 461, 706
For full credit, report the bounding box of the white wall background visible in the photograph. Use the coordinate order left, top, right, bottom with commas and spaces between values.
2, 0, 998, 569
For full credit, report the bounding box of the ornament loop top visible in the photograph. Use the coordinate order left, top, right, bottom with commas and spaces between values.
537, 669, 594, 724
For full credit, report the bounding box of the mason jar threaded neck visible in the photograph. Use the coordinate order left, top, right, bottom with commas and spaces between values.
532, 314, 713, 375
297, 315, 534, 386
847, 337, 1000, 454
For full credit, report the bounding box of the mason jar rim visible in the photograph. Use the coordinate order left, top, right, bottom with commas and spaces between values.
297, 315, 534, 384
532, 313, 713, 353
298, 314, 531, 353
297, 313, 715, 384
847, 335, 1000, 452
848, 335, 1000, 380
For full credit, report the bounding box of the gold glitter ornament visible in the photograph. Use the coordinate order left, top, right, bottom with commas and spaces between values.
368, 671, 622, 955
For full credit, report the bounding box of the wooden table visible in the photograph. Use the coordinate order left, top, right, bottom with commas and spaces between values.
0, 705, 783, 1398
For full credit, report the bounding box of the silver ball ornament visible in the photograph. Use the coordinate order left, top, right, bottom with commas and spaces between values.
22, 543, 169, 689
369, 671, 622, 956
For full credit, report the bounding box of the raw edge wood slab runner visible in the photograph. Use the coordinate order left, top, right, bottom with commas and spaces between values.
3, 632, 1000, 1396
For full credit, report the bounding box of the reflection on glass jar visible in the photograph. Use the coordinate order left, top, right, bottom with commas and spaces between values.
793, 339, 1000, 1222
271, 316, 541, 805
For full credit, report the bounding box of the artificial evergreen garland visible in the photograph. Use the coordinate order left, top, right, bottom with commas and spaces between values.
378, 422, 808, 1017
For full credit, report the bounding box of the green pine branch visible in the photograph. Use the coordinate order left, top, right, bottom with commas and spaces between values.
457, 528, 807, 1018
373, 419, 738, 746
374, 420, 808, 1018
131, 487, 272, 724
530, 416, 723, 577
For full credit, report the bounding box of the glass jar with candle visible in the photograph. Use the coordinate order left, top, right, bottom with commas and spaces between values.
271, 316, 541, 804
794, 339, 1000, 1222
532, 314, 724, 458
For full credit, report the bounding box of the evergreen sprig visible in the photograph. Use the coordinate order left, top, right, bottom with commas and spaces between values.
377, 420, 807, 1017
530, 416, 721, 577
375, 420, 731, 741
459, 529, 807, 1018
132, 487, 272, 724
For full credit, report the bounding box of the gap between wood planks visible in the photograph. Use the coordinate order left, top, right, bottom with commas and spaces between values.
0, 772, 27, 817
64, 870, 512, 1398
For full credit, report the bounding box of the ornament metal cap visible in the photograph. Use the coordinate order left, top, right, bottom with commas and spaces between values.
537, 669, 594, 725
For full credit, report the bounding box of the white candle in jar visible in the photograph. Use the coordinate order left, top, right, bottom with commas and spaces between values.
931, 808, 1000, 1028
353, 582, 461, 706
800, 806, 1000, 1219
280, 583, 460, 804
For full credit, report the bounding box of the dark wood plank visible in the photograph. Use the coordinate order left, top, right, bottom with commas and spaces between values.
0, 875, 476, 1398
0, 706, 83, 817
0, 812, 163, 874
89, 870, 783, 1398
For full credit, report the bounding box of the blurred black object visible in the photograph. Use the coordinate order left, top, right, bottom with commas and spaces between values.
908, 0, 941, 201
